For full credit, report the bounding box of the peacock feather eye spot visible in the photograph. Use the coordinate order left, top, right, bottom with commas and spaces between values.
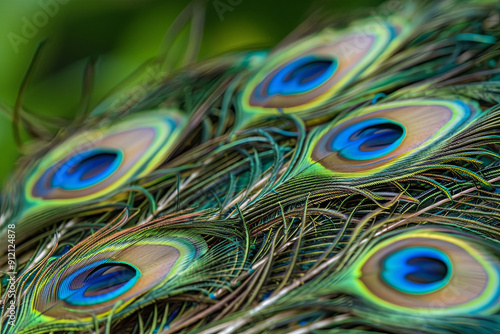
50, 149, 122, 190
381, 247, 451, 295
405, 256, 448, 284
60, 261, 140, 306
287, 59, 334, 84
352, 227, 500, 315
83, 263, 138, 297
351, 123, 404, 150
35, 234, 208, 320
25, 111, 185, 206
309, 100, 476, 176
240, 20, 408, 114
331, 118, 405, 160
265, 56, 337, 96
66, 153, 118, 180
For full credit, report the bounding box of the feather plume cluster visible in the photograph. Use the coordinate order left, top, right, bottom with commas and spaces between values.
1, 1, 500, 333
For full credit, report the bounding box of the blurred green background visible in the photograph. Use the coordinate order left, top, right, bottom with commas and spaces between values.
0, 0, 383, 186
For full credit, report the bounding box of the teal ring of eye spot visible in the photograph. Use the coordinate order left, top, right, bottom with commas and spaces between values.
50, 148, 123, 190
381, 247, 452, 295
331, 118, 405, 161
58, 260, 140, 306
262, 55, 338, 96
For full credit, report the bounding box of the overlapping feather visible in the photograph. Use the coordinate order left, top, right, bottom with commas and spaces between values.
1, 1, 500, 333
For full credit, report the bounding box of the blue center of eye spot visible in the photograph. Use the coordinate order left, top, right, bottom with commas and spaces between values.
51, 148, 123, 190
267, 55, 337, 96
381, 246, 452, 295
59, 260, 140, 306
331, 118, 405, 161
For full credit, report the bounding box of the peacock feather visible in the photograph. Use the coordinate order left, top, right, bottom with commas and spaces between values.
1, 0, 500, 333
5, 210, 246, 333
